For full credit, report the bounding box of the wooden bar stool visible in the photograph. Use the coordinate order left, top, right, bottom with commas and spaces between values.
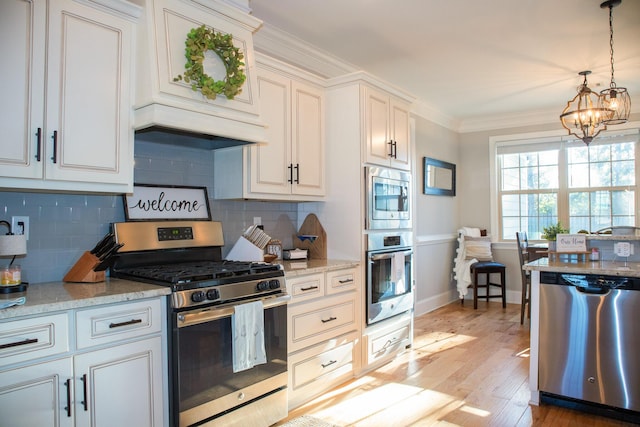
466, 261, 506, 309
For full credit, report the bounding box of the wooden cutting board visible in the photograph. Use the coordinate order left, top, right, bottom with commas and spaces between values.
292, 214, 327, 259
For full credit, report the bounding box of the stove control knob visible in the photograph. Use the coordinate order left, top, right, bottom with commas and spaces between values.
191, 291, 205, 303
206, 289, 220, 300
268, 279, 281, 289
257, 281, 269, 291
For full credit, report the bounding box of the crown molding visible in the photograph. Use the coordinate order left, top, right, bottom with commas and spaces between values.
253, 24, 358, 79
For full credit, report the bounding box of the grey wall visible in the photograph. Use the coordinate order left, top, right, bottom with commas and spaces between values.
412, 116, 461, 314
0, 140, 297, 284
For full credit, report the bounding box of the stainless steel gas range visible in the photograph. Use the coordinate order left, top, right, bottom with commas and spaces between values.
110, 221, 289, 427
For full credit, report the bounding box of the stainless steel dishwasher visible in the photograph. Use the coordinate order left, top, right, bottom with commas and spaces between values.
539, 273, 640, 420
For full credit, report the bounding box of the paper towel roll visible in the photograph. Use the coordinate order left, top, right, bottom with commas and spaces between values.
0, 234, 27, 256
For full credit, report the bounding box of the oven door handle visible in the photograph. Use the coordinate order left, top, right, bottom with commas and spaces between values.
370, 250, 412, 261
177, 294, 291, 328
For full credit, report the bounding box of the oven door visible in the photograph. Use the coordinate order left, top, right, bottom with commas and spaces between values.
367, 248, 413, 324
172, 295, 289, 427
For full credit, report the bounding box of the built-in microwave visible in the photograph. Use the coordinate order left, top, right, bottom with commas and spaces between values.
365, 166, 411, 230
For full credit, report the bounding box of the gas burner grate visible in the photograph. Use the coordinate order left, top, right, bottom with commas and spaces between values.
118, 260, 281, 284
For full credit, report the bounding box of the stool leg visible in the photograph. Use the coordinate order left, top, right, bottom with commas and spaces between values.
473, 269, 478, 310
485, 272, 490, 303
501, 269, 506, 308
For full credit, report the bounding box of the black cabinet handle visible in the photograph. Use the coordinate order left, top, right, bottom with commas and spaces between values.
81, 374, 88, 411
392, 140, 398, 158
51, 130, 58, 163
338, 278, 354, 284
109, 318, 143, 329
287, 164, 293, 183
321, 360, 337, 368
0, 338, 38, 350
387, 140, 394, 157
35, 127, 42, 161
321, 316, 337, 323
300, 285, 319, 292
294, 164, 300, 184
64, 379, 72, 417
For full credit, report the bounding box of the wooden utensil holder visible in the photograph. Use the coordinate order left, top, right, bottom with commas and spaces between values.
63, 251, 106, 283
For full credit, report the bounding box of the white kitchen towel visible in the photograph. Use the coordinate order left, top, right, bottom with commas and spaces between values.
392, 251, 406, 294
0, 296, 26, 310
232, 301, 267, 373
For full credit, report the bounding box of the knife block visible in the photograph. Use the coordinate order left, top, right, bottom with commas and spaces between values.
63, 251, 106, 283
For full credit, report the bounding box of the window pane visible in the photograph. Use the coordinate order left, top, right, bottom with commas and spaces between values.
590, 161, 611, 187
612, 190, 634, 216
569, 192, 589, 216
613, 160, 635, 186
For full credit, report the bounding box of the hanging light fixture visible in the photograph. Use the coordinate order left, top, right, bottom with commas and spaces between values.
559, 70, 610, 145
598, 0, 631, 125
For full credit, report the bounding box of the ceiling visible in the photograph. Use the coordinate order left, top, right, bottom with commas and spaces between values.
248, 0, 640, 131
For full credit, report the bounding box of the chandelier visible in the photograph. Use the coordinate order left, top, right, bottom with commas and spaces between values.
598, 0, 631, 125
559, 71, 610, 146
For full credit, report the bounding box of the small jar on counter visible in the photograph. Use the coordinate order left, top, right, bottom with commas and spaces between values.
1, 265, 21, 285
590, 247, 600, 261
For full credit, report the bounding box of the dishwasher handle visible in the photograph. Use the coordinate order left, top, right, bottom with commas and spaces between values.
575, 285, 611, 295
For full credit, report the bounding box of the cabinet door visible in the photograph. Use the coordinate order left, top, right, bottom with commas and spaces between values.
363, 87, 391, 166
250, 69, 292, 195
390, 99, 411, 170
0, 358, 74, 427
291, 80, 325, 196
0, 0, 46, 179
73, 336, 163, 427
44, 0, 133, 185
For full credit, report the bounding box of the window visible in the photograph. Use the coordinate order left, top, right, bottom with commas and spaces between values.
495, 131, 639, 241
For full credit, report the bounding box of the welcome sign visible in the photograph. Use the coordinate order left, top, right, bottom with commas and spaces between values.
556, 234, 587, 252
124, 184, 211, 220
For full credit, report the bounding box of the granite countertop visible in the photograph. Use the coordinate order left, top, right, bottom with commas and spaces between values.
524, 257, 640, 277
0, 279, 170, 320
279, 259, 360, 277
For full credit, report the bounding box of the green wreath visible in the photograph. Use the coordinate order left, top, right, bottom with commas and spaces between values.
173, 25, 246, 100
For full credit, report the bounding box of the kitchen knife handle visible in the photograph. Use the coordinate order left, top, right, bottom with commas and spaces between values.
51, 130, 58, 163
287, 164, 293, 183
35, 127, 42, 161
294, 163, 300, 184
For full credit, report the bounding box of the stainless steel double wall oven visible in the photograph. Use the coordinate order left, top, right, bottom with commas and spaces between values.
110, 221, 289, 427
365, 167, 414, 325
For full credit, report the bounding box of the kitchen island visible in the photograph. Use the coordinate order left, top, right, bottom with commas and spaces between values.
524, 257, 640, 422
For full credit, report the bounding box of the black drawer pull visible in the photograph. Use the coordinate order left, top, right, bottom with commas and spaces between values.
81, 374, 88, 411
321, 360, 337, 368
338, 278, 353, 284
35, 127, 42, 161
64, 379, 72, 417
321, 316, 337, 323
300, 285, 319, 292
51, 130, 58, 163
109, 318, 143, 328
0, 338, 38, 350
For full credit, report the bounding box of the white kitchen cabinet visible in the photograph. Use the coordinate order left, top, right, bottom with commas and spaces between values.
0, 298, 166, 427
0, 0, 138, 193
364, 86, 411, 171
213, 56, 325, 201
285, 266, 361, 410
363, 311, 412, 369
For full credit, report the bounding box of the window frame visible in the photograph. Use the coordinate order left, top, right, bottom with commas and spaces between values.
489, 123, 640, 242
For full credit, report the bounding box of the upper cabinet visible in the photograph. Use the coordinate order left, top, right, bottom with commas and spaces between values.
363, 86, 411, 171
213, 55, 325, 201
133, 0, 267, 143
0, 0, 139, 193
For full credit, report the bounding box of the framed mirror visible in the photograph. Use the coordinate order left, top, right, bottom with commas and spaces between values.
423, 157, 456, 196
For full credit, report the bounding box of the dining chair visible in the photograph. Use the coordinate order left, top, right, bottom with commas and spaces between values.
516, 231, 531, 324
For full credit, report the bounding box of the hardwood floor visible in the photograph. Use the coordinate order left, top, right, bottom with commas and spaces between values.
277, 301, 637, 427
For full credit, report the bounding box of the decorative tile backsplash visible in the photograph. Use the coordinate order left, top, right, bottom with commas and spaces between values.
0, 140, 297, 284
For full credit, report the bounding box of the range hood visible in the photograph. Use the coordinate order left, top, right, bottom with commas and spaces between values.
133, 0, 267, 147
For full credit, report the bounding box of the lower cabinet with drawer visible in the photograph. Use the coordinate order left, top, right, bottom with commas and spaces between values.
286, 265, 361, 410
363, 311, 412, 368
0, 297, 166, 427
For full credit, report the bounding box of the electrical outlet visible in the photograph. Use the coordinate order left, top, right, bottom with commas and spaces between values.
253, 217, 262, 226
11, 216, 29, 240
